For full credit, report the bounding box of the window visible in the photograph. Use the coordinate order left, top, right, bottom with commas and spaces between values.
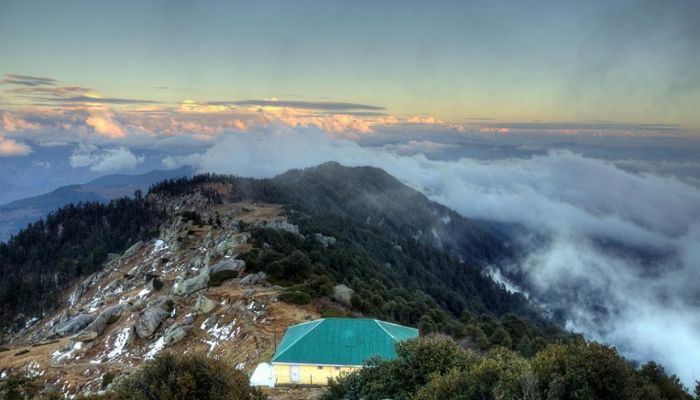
317, 366, 323, 370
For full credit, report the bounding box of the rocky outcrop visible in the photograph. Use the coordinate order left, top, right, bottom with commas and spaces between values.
53, 314, 95, 337
209, 259, 245, 285
213, 233, 250, 257
135, 297, 173, 339
239, 272, 266, 285
194, 295, 216, 314
163, 324, 190, 345
333, 284, 355, 306
78, 305, 125, 340
122, 241, 145, 260
172, 266, 211, 296
261, 218, 302, 236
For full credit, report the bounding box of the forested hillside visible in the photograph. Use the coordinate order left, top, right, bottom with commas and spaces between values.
151, 163, 567, 353
0, 194, 163, 332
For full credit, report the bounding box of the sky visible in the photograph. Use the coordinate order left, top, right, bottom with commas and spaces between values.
1, 0, 700, 156
1, 0, 700, 386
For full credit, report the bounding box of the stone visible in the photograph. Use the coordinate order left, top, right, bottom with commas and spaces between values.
80, 305, 125, 338
209, 259, 245, 285
262, 218, 302, 236
194, 295, 216, 314
333, 284, 355, 307
182, 314, 196, 325
72, 330, 99, 342
239, 271, 266, 285
135, 298, 173, 339
172, 266, 210, 296
53, 314, 95, 337
122, 241, 145, 259
163, 325, 189, 345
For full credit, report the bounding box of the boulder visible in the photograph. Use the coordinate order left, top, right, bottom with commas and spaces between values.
163, 325, 189, 345
135, 298, 173, 339
172, 266, 210, 296
182, 314, 196, 325
80, 305, 125, 338
194, 295, 217, 314
72, 330, 99, 342
239, 272, 266, 285
333, 284, 355, 307
122, 241, 145, 259
53, 314, 95, 337
209, 259, 245, 285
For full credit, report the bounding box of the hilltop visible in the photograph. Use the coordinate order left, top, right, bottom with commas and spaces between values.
0, 163, 565, 397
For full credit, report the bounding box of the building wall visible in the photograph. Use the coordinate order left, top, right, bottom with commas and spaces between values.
273, 363, 359, 385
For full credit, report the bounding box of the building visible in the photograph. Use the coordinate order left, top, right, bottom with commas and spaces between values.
270, 318, 419, 385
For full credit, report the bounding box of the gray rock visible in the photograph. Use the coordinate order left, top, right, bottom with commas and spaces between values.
122, 241, 145, 259
193, 255, 209, 269
194, 295, 216, 314
72, 330, 99, 342
209, 259, 245, 284
182, 314, 196, 325
333, 284, 355, 306
262, 218, 302, 236
135, 298, 173, 339
53, 314, 95, 337
239, 271, 266, 285
172, 266, 210, 296
69, 274, 96, 306
80, 305, 125, 339
163, 325, 189, 345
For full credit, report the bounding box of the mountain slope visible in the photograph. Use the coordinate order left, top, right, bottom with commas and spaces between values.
0, 167, 193, 242
0, 163, 565, 397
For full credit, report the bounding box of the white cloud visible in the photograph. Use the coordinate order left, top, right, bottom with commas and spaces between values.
69, 144, 144, 172
167, 124, 700, 386
0, 136, 32, 156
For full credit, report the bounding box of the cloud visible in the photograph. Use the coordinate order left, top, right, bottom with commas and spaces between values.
69, 144, 143, 172
2, 113, 41, 132
0, 74, 57, 86
85, 111, 126, 138
478, 122, 684, 136
213, 99, 385, 111
0, 137, 32, 156
46, 95, 159, 105
166, 125, 700, 386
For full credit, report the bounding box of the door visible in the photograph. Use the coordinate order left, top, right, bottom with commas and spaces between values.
290, 365, 300, 383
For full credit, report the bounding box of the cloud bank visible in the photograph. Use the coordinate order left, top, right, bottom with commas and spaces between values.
69, 144, 144, 173
165, 125, 700, 386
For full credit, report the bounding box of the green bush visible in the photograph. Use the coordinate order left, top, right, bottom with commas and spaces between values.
278, 290, 311, 304
108, 352, 266, 400
322, 337, 692, 400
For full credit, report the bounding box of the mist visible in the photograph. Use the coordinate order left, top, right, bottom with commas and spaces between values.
166, 125, 700, 386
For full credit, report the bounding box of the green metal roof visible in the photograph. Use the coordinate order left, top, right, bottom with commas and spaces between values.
271, 318, 419, 366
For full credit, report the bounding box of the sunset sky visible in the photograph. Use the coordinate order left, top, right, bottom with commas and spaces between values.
1, 0, 699, 156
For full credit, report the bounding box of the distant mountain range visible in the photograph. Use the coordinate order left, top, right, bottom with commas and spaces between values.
0, 167, 193, 242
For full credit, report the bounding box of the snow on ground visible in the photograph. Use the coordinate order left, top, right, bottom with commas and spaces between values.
52, 342, 82, 363
144, 337, 166, 359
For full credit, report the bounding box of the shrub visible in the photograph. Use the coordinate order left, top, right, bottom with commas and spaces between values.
0, 372, 42, 400
109, 352, 266, 400
278, 290, 311, 304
